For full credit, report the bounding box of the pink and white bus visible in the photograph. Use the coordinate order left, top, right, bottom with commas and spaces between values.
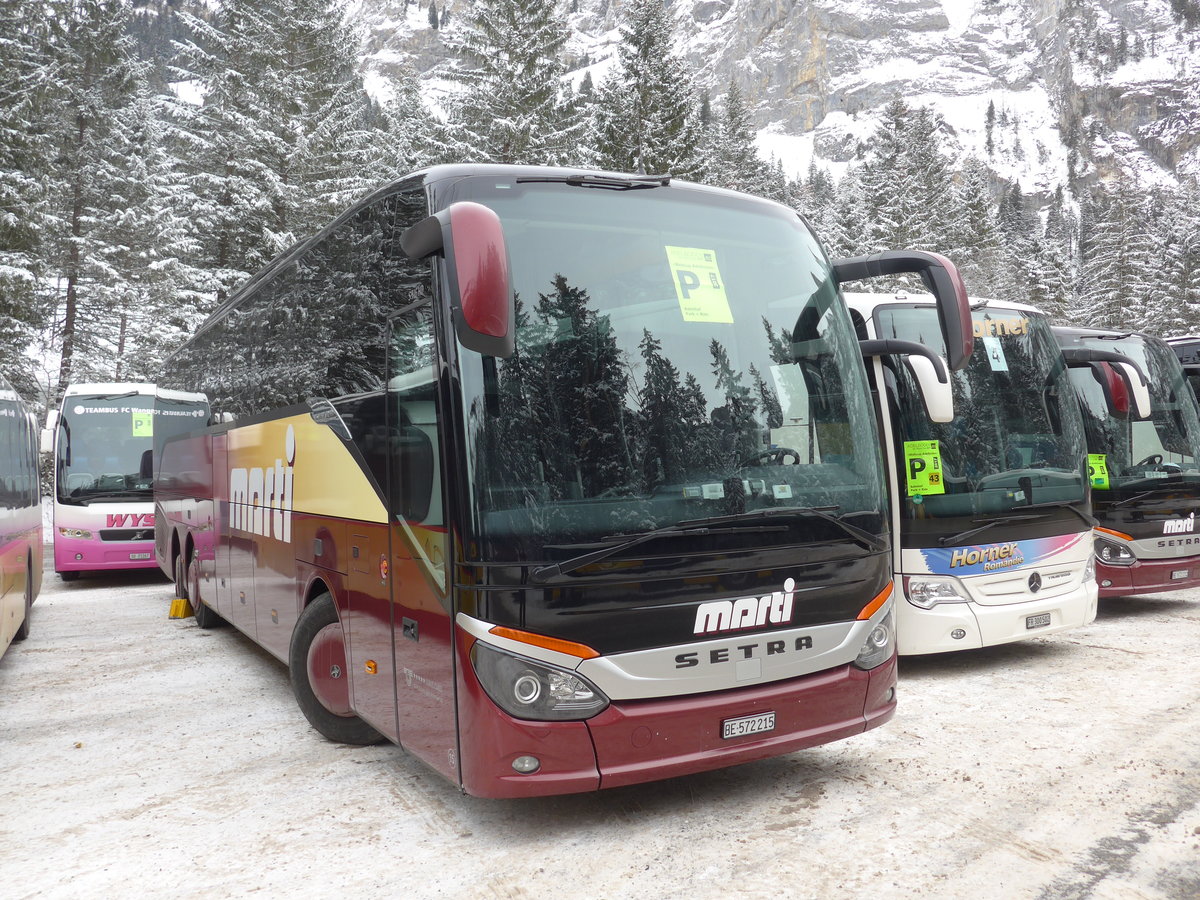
45, 383, 208, 580
0, 374, 41, 656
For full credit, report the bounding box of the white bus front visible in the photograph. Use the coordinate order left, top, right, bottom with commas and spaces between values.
849, 295, 1098, 654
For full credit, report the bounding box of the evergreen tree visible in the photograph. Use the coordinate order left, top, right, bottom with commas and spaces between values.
41, 0, 145, 395
0, 0, 55, 394
952, 157, 1006, 300
593, 0, 704, 177
171, 0, 385, 300
442, 0, 584, 166
1074, 179, 1156, 329
705, 81, 771, 194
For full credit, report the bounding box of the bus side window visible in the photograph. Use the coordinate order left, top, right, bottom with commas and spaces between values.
389, 304, 444, 531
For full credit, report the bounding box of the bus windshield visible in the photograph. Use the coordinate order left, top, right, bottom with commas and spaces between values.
57, 392, 209, 504
449, 179, 885, 562
1068, 334, 1200, 491
877, 304, 1087, 541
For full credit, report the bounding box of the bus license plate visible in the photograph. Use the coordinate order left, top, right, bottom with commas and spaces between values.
722, 712, 775, 740
1171, 569, 1189, 580
1026, 613, 1051, 629
129, 552, 151, 560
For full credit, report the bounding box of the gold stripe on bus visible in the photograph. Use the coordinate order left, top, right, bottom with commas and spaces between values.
227, 414, 387, 525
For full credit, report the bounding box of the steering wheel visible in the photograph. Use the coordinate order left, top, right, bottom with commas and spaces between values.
1134, 454, 1163, 466
741, 448, 802, 467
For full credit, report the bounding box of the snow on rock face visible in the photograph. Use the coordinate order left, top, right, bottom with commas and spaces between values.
349, 0, 1198, 193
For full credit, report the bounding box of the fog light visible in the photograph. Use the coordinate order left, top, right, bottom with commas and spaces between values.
75, 553, 83, 561
1101, 580, 1112, 588
512, 755, 540, 774
885, 687, 895, 703
951, 628, 966, 640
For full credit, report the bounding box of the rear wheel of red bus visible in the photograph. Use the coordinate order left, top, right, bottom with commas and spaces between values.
289, 593, 384, 746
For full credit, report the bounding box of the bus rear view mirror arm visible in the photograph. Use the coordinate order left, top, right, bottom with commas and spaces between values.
832, 250, 973, 373
1061, 349, 1152, 420
861, 339, 954, 423
401, 201, 515, 359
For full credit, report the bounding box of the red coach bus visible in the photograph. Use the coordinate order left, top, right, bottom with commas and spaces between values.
157, 164, 971, 797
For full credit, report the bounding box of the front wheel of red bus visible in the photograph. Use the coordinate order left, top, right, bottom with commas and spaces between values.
289, 593, 384, 746
189, 556, 225, 630
13, 560, 32, 641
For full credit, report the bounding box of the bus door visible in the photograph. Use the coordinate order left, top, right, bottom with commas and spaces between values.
387, 303, 458, 784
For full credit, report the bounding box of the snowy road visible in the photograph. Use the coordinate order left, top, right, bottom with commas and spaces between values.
2, 560, 1198, 899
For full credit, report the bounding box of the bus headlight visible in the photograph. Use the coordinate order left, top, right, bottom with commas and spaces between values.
903, 575, 970, 609
853, 611, 894, 670
470, 642, 609, 721
1083, 553, 1096, 582
58, 527, 93, 539
1095, 538, 1135, 566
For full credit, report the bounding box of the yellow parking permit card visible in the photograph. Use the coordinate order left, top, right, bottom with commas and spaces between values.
904, 440, 945, 495
1088, 453, 1110, 490
665, 246, 734, 323
132, 411, 153, 437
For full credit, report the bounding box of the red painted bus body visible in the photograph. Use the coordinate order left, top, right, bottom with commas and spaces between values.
157, 165, 970, 797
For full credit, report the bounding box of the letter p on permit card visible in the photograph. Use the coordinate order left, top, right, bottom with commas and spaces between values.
666, 246, 734, 324
132, 411, 153, 437
904, 439, 945, 496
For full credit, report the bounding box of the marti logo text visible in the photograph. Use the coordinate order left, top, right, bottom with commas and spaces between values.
693, 578, 797, 635
1163, 513, 1195, 535
229, 425, 295, 543
106, 513, 154, 528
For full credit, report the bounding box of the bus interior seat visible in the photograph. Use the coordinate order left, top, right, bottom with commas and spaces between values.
66, 473, 95, 491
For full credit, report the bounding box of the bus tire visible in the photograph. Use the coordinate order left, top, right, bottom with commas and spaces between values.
60, 571, 78, 582
173, 551, 189, 601
189, 556, 225, 630
289, 593, 384, 746
13, 561, 32, 642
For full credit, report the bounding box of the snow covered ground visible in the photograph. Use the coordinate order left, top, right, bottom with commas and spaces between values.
2, 558, 1198, 898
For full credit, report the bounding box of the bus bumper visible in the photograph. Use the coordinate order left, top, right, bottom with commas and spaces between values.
54, 534, 157, 573
457, 652, 896, 799
1097, 556, 1200, 598
897, 584, 1098, 655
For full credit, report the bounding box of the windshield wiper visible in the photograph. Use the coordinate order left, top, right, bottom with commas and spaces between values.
87, 390, 141, 401
515, 173, 670, 191
77, 490, 150, 504
530, 521, 787, 583
1111, 486, 1186, 509
1020, 500, 1097, 528
938, 513, 1046, 547
679, 506, 888, 552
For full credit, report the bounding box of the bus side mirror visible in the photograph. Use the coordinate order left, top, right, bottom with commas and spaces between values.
1112, 361, 1151, 420
1062, 350, 1151, 421
859, 338, 953, 423
833, 250, 972, 372
401, 201, 514, 359
40, 409, 58, 453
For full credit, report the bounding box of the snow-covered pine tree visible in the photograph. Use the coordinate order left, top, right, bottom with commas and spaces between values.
951, 157, 1006, 301
442, 0, 584, 166
704, 81, 771, 195
170, 0, 383, 301
0, 0, 54, 395
1143, 184, 1200, 336
1073, 179, 1156, 330
40, 0, 145, 396
592, 0, 704, 178
93, 85, 208, 382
